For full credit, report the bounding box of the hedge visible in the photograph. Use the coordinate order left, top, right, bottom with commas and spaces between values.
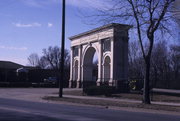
83, 85, 116, 96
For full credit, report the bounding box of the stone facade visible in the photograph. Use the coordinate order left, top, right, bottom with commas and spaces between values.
69, 23, 131, 88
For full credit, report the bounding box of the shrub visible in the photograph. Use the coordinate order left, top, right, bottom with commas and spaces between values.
83, 85, 116, 96
9, 82, 31, 87
129, 79, 143, 91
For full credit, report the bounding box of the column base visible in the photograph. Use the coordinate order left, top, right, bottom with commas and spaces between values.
109, 81, 114, 86
96, 82, 101, 86
68, 80, 73, 88
96, 79, 102, 86
105, 78, 114, 86
76, 81, 82, 88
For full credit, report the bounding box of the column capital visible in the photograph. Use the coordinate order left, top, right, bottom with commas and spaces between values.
77, 45, 82, 48
88, 42, 92, 47
110, 37, 113, 41
98, 39, 102, 44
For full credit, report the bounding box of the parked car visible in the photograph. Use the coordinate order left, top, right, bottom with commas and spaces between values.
44, 77, 57, 84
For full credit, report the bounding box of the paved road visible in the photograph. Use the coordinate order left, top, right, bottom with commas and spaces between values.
0, 97, 180, 121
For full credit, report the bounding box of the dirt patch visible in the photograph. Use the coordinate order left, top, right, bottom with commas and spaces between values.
52, 89, 84, 96
63, 89, 84, 96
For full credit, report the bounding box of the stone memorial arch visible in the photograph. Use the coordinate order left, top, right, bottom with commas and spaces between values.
69, 23, 131, 88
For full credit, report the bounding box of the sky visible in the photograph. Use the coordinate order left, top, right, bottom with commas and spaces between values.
0, 0, 106, 65
0, 0, 179, 65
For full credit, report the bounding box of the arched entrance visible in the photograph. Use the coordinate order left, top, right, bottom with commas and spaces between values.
82, 47, 98, 87
103, 56, 111, 84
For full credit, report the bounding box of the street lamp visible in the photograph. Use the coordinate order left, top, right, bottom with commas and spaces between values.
59, 0, 66, 98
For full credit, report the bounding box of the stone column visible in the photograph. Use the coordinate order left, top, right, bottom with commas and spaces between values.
97, 40, 102, 86
81, 64, 84, 88
77, 45, 82, 88
69, 47, 73, 88
109, 38, 114, 86
102, 62, 105, 83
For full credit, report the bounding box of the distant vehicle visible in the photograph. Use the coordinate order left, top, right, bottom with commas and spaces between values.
44, 77, 57, 84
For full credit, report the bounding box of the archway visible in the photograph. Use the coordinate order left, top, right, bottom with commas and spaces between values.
103, 56, 111, 83
69, 23, 131, 89
82, 47, 98, 87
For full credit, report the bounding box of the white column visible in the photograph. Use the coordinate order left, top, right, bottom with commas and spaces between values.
81, 64, 84, 85
97, 40, 102, 86
69, 47, 73, 88
77, 45, 82, 88
102, 63, 105, 83
72, 64, 75, 81
109, 38, 114, 86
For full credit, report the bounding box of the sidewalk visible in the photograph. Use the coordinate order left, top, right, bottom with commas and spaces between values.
63, 95, 180, 107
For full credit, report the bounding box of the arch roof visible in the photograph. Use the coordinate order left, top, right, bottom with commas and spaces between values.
69, 23, 132, 40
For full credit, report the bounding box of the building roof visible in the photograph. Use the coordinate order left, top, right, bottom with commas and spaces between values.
69, 23, 132, 40
0, 61, 24, 69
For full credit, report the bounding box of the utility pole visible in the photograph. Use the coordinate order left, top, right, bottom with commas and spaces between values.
59, 0, 66, 98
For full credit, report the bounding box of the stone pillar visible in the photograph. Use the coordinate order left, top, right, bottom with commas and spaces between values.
97, 40, 102, 86
102, 62, 105, 84
109, 38, 114, 86
72, 63, 76, 84
81, 64, 84, 87
69, 47, 73, 88
77, 45, 82, 88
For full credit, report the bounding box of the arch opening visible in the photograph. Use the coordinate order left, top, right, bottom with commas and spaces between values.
103, 56, 111, 83
83, 47, 98, 82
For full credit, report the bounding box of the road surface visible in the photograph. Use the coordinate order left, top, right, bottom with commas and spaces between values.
0, 97, 180, 121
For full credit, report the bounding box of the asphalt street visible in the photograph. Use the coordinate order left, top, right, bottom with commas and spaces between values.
0, 97, 180, 121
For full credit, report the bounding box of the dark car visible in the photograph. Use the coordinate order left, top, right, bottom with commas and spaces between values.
44, 77, 57, 84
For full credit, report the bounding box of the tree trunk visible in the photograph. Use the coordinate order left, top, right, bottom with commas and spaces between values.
143, 57, 151, 104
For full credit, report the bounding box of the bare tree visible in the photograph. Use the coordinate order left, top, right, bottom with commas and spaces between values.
28, 46, 70, 70
38, 56, 49, 69
172, 0, 180, 24
42, 46, 70, 70
42, 46, 60, 70
128, 41, 144, 79
170, 44, 180, 79
129, 41, 180, 89
87, 0, 175, 104
151, 41, 170, 88
27, 46, 70, 87
28, 53, 40, 67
